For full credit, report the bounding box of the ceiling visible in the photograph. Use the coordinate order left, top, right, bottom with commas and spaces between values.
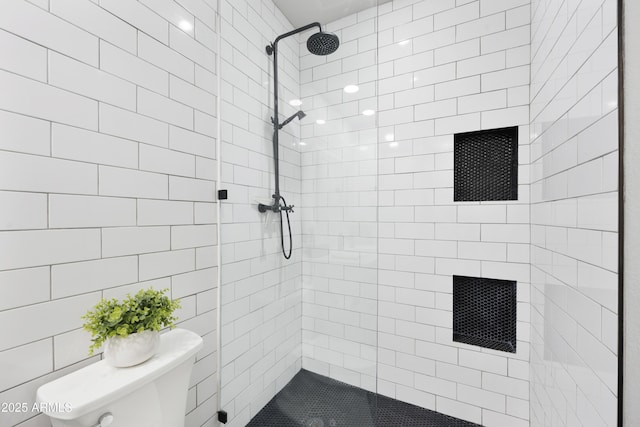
273, 0, 392, 28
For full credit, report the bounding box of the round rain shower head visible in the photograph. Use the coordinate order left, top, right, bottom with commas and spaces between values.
307, 31, 340, 56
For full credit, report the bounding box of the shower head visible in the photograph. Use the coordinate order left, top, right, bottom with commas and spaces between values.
267, 23, 340, 56
279, 110, 306, 129
307, 31, 340, 56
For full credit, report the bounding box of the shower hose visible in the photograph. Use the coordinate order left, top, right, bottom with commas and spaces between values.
279, 195, 292, 260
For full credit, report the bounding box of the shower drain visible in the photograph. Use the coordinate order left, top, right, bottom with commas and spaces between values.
306, 418, 324, 427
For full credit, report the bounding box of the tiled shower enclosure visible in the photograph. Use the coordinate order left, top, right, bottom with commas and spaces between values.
0, 0, 619, 426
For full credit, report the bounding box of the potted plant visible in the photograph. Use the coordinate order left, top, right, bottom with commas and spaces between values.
82, 288, 181, 367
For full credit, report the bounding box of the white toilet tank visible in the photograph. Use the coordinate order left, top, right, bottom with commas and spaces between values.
36, 329, 203, 427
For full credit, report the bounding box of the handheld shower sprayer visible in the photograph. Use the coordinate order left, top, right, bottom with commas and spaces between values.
279, 111, 306, 129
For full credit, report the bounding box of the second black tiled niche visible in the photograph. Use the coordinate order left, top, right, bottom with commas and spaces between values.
453, 275, 517, 353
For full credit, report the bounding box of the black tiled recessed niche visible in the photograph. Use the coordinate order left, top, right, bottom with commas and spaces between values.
453, 275, 517, 353
454, 126, 518, 201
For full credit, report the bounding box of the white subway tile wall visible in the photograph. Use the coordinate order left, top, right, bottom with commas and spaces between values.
0, 0, 218, 426
217, 1, 303, 426
529, 0, 619, 426
301, 0, 531, 425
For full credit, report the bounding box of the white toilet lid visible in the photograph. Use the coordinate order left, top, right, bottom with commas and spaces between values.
36, 328, 203, 420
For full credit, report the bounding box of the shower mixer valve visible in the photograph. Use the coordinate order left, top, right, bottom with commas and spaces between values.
258, 195, 294, 213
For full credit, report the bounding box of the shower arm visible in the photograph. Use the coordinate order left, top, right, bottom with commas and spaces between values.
260, 23, 321, 213
270, 22, 321, 51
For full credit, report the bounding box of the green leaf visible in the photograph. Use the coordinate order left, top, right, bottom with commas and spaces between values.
81, 288, 180, 356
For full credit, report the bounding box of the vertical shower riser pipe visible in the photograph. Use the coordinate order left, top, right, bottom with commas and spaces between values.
271, 40, 280, 202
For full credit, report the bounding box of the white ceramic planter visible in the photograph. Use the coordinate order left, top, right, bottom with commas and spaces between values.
103, 330, 160, 367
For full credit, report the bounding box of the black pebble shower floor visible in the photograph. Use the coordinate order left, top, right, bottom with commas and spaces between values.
246, 370, 481, 427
